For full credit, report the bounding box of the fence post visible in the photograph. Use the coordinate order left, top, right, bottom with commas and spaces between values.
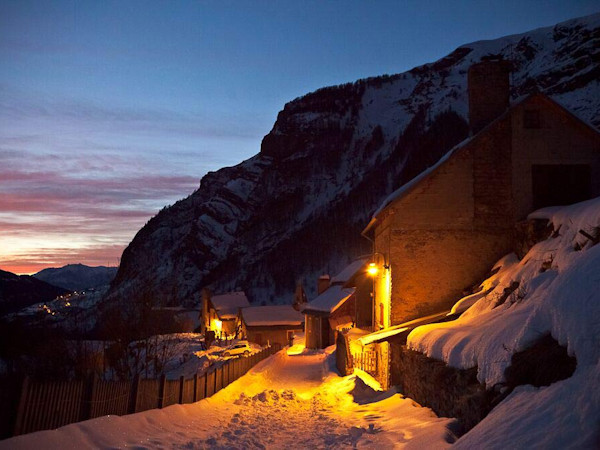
82, 373, 97, 421
158, 374, 166, 408
129, 374, 140, 414
13, 376, 30, 436
193, 374, 198, 402
223, 363, 229, 387
178, 376, 185, 404
205, 370, 209, 397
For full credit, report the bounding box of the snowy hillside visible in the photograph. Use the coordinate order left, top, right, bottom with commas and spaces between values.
34, 264, 117, 291
408, 197, 600, 448
108, 13, 600, 309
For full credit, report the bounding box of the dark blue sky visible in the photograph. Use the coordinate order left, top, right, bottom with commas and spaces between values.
1, 0, 598, 273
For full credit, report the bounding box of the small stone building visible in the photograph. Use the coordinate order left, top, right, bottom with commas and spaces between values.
200, 291, 250, 339
362, 60, 600, 329
303, 258, 372, 349
238, 305, 304, 347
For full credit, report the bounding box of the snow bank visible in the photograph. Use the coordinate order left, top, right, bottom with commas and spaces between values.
407, 197, 600, 448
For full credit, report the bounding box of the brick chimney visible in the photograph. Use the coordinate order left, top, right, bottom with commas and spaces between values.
468, 60, 511, 135
317, 274, 330, 295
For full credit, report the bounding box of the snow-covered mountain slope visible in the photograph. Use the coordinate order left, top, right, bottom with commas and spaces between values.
408, 197, 600, 448
34, 264, 117, 291
108, 13, 600, 309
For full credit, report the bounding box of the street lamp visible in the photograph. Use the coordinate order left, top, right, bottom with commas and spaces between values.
367, 262, 379, 276
367, 252, 389, 331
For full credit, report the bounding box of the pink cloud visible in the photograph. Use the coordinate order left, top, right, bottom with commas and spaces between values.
1, 244, 125, 275
0, 169, 199, 274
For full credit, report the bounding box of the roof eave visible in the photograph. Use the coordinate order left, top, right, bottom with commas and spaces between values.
361, 217, 377, 237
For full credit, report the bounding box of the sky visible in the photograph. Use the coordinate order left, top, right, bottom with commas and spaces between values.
1, 1, 598, 275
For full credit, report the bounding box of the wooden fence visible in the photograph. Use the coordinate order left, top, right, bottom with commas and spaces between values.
352, 348, 378, 375
0, 346, 278, 439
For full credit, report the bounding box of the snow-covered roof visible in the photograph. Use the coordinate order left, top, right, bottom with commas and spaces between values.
357, 310, 452, 346
331, 258, 368, 285
211, 291, 250, 319
241, 305, 304, 327
527, 205, 565, 220
359, 326, 410, 346
303, 285, 355, 314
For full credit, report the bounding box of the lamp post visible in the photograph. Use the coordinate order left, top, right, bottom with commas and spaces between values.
367, 252, 389, 331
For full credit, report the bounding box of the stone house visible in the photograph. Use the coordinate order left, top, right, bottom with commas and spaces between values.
200, 291, 250, 339
237, 305, 304, 348
362, 60, 600, 330
303, 258, 372, 349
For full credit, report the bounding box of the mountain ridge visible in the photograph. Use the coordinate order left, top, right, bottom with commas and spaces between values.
34, 264, 118, 291
106, 12, 600, 309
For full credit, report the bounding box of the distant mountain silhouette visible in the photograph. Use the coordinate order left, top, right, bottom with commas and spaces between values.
0, 269, 70, 316
33, 264, 118, 291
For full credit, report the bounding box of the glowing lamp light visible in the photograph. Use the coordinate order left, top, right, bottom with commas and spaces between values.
367, 263, 379, 276
212, 319, 222, 331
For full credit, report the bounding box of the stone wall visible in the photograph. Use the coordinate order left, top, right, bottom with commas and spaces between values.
472, 114, 514, 229
390, 344, 499, 434
388, 229, 512, 324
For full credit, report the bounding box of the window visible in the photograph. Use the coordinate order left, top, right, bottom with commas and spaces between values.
523, 109, 541, 129
532, 165, 591, 209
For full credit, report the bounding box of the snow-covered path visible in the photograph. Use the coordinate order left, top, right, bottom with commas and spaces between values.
1, 349, 455, 449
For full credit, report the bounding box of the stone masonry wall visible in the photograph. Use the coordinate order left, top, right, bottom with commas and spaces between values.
390, 344, 499, 434
388, 229, 512, 324
472, 115, 514, 230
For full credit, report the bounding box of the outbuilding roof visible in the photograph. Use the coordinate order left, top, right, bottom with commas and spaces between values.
331, 258, 368, 285
303, 285, 355, 314
211, 291, 250, 320
241, 305, 304, 327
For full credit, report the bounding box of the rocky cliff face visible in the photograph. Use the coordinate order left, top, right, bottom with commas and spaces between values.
107, 13, 600, 308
